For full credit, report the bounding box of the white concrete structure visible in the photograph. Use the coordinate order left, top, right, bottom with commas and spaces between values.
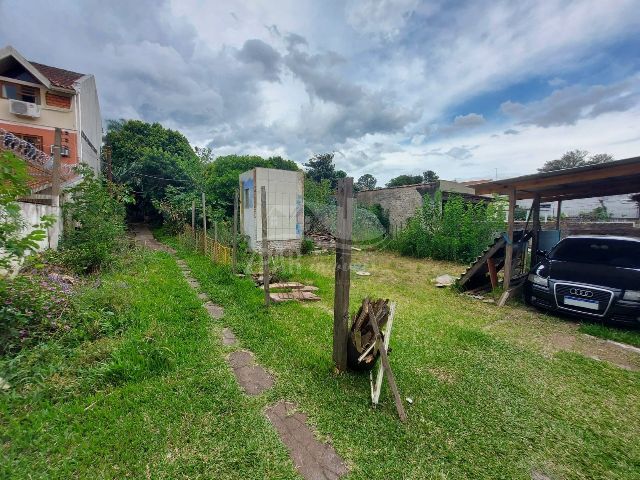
239, 168, 304, 254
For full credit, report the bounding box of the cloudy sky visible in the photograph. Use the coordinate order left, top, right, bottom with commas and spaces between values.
2, 0, 640, 183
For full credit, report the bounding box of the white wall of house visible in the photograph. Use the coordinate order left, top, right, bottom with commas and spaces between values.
18, 202, 62, 250
75, 75, 102, 173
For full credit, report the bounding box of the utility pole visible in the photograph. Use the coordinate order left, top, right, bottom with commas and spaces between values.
51, 128, 62, 208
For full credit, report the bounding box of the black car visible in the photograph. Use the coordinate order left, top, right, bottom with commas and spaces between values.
524, 235, 640, 325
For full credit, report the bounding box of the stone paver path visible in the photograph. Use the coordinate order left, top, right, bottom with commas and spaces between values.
227, 350, 274, 395
266, 401, 348, 480
132, 224, 346, 480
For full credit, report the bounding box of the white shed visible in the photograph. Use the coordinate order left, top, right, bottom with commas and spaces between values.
239, 168, 304, 254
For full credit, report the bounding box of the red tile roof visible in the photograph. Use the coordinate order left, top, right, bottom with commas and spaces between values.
30, 61, 85, 89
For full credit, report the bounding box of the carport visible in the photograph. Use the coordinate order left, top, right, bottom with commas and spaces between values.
472, 156, 640, 299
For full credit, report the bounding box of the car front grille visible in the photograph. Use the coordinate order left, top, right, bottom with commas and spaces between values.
554, 283, 613, 316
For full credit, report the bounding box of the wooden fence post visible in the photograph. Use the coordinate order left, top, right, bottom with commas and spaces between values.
261, 186, 270, 307
202, 192, 207, 253
233, 190, 238, 273
51, 128, 62, 208
333, 177, 354, 372
191, 200, 195, 236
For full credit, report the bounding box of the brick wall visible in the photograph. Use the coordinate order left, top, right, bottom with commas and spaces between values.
45, 92, 71, 109
356, 185, 423, 230
255, 239, 301, 256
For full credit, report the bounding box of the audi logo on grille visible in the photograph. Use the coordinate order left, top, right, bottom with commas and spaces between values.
569, 288, 593, 298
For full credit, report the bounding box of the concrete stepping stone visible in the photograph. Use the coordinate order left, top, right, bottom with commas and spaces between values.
186, 278, 201, 289
204, 302, 224, 319
265, 401, 348, 480
197, 292, 209, 300
227, 350, 273, 395
221, 327, 238, 346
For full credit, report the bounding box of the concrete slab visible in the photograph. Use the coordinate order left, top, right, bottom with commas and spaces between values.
265, 401, 348, 480
227, 350, 273, 395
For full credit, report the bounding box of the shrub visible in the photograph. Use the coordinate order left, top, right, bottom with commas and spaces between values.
301, 238, 315, 254
0, 268, 74, 355
389, 192, 505, 263
0, 151, 55, 269
60, 168, 129, 273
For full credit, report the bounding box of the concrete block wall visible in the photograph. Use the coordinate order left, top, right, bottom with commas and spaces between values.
356, 184, 423, 230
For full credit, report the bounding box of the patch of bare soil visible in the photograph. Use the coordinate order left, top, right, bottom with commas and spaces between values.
485, 309, 640, 371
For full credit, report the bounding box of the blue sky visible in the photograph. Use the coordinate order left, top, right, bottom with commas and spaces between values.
1, 0, 639, 184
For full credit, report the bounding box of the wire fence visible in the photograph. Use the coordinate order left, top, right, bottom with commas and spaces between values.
178, 224, 232, 266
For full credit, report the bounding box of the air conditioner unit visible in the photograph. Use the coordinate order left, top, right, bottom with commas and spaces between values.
9, 99, 41, 118
50, 145, 70, 157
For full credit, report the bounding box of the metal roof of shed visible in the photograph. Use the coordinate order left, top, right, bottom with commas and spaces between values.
472, 156, 640, 202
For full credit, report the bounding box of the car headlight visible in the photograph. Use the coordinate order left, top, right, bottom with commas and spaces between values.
528, 273, 548, 288
623, 290, 640, 301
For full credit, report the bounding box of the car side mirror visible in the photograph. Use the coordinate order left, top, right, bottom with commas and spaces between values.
536, 249, 548, 258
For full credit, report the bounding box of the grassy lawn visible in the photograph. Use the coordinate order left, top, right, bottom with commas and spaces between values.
1, 249, 296, 479
3, 242, 639, 479
164, 238, 639, 480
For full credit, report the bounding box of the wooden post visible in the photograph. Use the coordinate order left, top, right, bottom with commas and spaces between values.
51, 128, 62, 208
232, 190, 238, 273
530, 194, 541, 269
487, 258, 498, 289
502, 188, 516, 291
202, 192, 207, 253
556, 200, 562, 230
261, 186, 270, 307
333, 177, 354, 372
191, 200, 196, 235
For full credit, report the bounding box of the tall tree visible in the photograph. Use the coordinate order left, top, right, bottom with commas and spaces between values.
386, 174, 423, 187
355, 173, 377, 191
423, 170, 439, 183
104, 119, 202, 220
304, 153, 341, 185
538, 150, 614, 172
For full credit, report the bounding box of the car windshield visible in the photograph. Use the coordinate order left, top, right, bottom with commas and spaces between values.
549, 238, 640, 268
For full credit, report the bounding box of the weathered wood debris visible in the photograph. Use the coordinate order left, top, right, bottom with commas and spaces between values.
347, 297, 391, 371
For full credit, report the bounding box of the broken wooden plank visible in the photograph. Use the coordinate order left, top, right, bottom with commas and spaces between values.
270, 291, 321, 303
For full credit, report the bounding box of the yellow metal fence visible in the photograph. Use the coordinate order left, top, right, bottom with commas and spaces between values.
179, 224, 232, 266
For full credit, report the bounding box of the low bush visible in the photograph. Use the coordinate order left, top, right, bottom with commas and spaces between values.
301, 238, 315, 254
59, 168, 129, 273
389, 192, 505, 263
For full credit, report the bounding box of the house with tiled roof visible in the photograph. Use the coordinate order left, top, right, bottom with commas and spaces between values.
0, 45, 102, 175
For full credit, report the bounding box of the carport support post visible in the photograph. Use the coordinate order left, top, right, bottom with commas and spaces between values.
530, 194, 541, 269
556, 200, 562, 230
261, 186, 270, 307
333, 177, 354, 372
503, 188, 516, 291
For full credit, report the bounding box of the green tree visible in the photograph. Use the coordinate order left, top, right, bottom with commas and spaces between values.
204, 155, 299, 217
104, 119, 202, 220
538, 150, 614, 172
355, 174, 377, 191
423, 170, 439, 183
0, 151, 55, 270
386, 174, 423, 187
